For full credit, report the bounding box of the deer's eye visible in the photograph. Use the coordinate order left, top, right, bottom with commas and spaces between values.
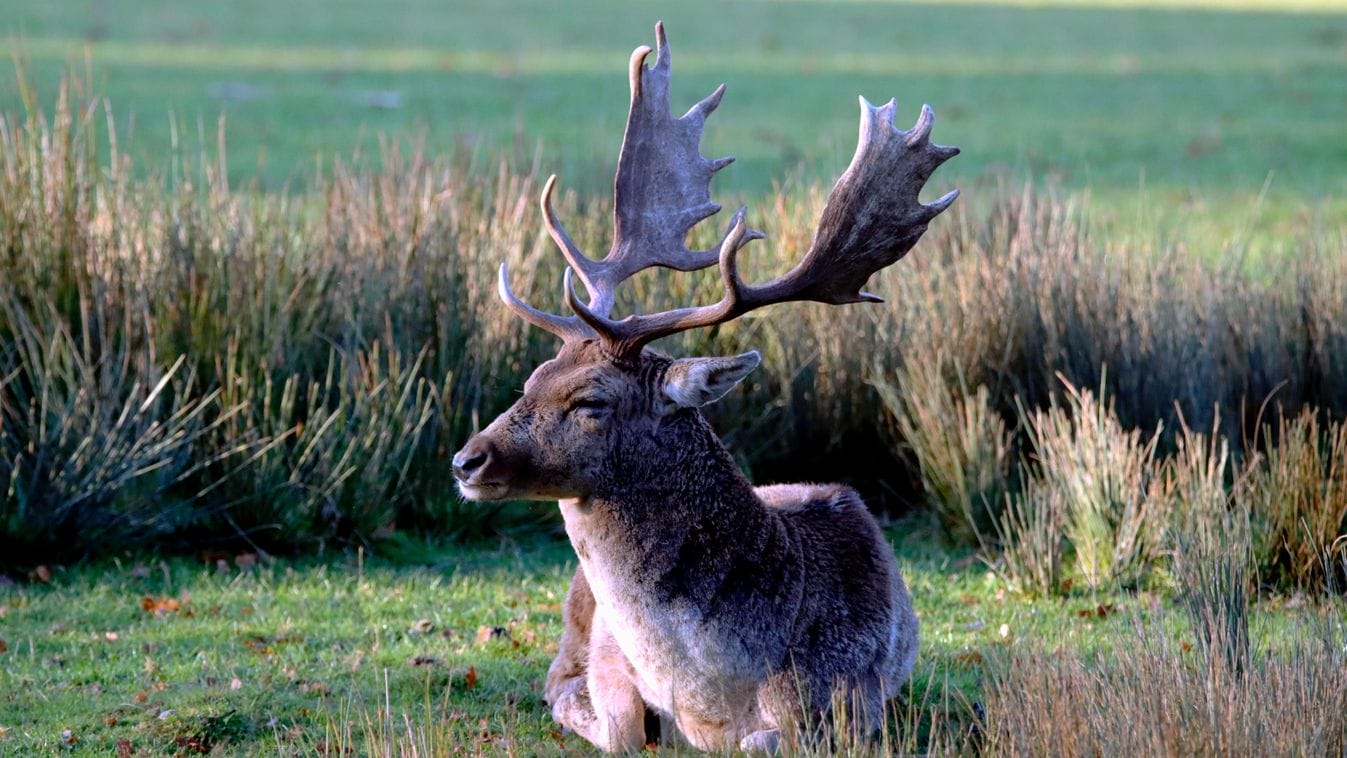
568, 397, 609, 416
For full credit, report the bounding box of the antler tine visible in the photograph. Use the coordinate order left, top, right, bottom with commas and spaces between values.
539, 175, 611, 315
574, 97, 959, 361
498, 264, 593, 342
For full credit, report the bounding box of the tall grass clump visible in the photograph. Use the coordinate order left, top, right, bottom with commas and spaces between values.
1241, 409, 1347, 593
0, 298, 221, 563
1164, 419, 1253, 677
992, 480, 1067, 597
1020, 378, 1162, 589
873, 355, 1012, 542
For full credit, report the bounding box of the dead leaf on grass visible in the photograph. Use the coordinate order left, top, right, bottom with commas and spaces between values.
464, 665, 478, 691
140, 596, 183, 616
475, 625, 509, 644
0, 639, 7, 654
409, 619, 434, 635
115, 739, 134, 757
408, 655, 440, 667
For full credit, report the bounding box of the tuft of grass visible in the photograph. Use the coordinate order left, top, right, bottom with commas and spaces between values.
1019, 378, 1162, 589
874, 356, 1013, 544
1242, 409, 1347, 593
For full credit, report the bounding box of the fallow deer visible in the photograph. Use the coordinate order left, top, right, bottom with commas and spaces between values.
452, 22, 958, 752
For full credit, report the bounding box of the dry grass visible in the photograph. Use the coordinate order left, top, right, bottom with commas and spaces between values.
985, 616, 1347, 756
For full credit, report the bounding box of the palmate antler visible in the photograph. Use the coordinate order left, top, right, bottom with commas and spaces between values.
499, 21, 959, 362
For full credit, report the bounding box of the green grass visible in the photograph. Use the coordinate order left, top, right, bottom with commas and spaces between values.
2, 0, 1346, 215
0, 523, 1337, 755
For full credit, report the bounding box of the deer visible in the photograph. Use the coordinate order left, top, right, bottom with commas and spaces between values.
452, 22, 958, 753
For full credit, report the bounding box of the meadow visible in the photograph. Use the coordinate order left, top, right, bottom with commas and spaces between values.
2, 0, 1347, 754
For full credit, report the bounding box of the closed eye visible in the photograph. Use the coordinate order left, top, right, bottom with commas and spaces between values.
568, 397, 608, 414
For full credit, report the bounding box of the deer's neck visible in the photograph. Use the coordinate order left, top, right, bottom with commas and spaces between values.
559, 410, 768, 608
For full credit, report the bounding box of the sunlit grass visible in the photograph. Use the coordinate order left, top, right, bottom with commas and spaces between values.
2, 0, 1344, 199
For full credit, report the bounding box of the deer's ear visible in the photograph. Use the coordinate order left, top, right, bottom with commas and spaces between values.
662, 351, 761, 409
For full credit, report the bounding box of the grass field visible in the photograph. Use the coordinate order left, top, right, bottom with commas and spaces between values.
3, 0, 1346, 211
3, 527, 1340, 755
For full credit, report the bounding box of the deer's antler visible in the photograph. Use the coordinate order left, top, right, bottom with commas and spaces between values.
501, 23, 959, 363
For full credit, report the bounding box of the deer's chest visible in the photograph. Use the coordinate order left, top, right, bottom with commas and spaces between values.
561, 502, 760, 714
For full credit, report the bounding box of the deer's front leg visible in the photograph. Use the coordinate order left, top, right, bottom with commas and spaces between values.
545, 566, 646, 752
584, 611, 647, 752
545, 566, 594, 709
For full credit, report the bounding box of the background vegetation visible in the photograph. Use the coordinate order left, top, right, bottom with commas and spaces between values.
1, 0, 1346, 754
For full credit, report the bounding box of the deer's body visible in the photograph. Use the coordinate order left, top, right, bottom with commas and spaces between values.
453, 22, 954, 753
550, 476, 918, 750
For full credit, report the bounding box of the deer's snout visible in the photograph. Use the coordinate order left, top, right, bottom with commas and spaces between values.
452, 437, 495, 482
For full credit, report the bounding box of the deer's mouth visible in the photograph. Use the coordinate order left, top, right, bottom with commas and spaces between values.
457, 480, 510, 501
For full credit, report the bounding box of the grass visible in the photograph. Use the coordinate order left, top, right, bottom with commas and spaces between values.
3, 525, 1339, 755
2, 0, 1346, 231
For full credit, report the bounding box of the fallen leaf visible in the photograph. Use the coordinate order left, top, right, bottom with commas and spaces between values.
408, 655, 440, 667
1181, 641, 1194, 653
465, 665, 478, 691
115, 739, 134, 757
61, 729, 77, 744
409, 619, 434, 635
104, 716, 118, 726
1096, 603, 1116, 620
139, 596, 183, 616
0, 639, 7, 654
133, 691, 149, 703
475, 625, 509, 644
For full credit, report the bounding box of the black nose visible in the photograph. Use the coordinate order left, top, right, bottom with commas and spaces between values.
452, 440, 491, 481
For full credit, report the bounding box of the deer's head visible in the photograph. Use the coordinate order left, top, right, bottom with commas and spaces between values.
454, 22, 958, 503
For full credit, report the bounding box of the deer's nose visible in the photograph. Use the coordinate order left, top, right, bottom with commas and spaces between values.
452, 440, 492, 481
